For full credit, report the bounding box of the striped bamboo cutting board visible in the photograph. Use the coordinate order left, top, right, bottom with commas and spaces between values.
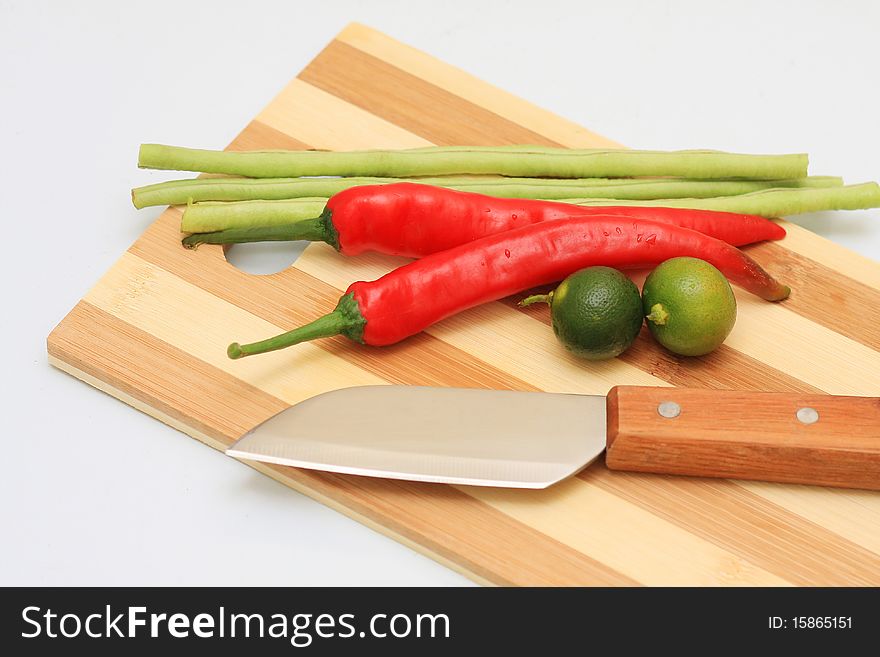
48, 23, 880, 586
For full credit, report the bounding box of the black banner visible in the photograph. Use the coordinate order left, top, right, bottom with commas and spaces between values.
2, 587, 875, 653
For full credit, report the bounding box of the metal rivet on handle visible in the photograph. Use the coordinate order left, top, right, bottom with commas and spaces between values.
796, 407, 819, 425
657, 401, 681, 419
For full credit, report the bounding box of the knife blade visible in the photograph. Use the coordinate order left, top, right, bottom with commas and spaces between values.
226, 385, 880, 490
227, 386, 606, 488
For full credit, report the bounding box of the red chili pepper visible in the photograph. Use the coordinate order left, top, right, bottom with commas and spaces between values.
183, 183, 785, 254
227, 215, 790, 358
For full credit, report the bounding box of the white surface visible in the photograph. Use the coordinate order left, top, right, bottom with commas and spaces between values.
2, 0, 878, 586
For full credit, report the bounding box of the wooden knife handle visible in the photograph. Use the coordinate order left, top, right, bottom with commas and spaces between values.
605, 386, 880, 490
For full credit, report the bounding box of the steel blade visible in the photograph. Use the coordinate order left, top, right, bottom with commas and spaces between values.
227, 385, 606, 488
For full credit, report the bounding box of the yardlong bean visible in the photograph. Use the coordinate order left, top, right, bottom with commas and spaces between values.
179, 183, 879, 233
565, 182, 880, 217
139, 144, 808, 180
132, 175, 841, 208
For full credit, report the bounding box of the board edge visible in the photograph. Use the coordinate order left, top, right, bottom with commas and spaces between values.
46, 352, 497, 587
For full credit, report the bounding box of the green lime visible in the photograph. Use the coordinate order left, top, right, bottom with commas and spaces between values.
522, 266, 643, 360
642, 257, 737, 356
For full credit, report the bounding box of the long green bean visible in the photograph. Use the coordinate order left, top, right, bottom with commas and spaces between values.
135, 175, 627, 208
566, 182, 880, 217
139, 144, 808, 180
179, 183, 879, 233
132, 175, 841, 208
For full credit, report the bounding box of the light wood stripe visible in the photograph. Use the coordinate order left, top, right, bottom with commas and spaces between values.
584, 464, 880, 584
337, 23, 621, 149
740, 481, 880, 555
258, 79, 432, 150
465, 477, 791, 586
300, 40, 562, 147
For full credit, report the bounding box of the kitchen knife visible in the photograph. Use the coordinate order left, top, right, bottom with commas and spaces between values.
226, 385, 880, 490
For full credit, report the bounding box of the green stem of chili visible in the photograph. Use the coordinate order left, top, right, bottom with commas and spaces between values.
227, 313, 344, 359
519, 294, 552, 307
132, 174, 842, 208
182, 217, 328, 249
138, 144, 808, 179
228, 293, 364, 359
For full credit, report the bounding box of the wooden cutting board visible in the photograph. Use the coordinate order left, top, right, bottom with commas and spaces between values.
48, 23, 880, 586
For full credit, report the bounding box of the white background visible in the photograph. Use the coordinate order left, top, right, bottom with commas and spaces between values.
2, 0, 878, 585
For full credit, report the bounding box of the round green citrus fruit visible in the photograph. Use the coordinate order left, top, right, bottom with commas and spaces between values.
539, 266, 643, 360
642, 257, 737, 357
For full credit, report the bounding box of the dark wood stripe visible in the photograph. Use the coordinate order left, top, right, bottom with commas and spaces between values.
229, 120, 312, 151
130, 209, 541, 393
745, 241, 880, 352
300, 40, 561, 147
48, 304, 634, 586
583, 462, 880, 585
47, 302, 288, 443
511, 296, 823, 393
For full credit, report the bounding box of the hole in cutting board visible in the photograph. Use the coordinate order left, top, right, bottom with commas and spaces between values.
223, 241, 309, 275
